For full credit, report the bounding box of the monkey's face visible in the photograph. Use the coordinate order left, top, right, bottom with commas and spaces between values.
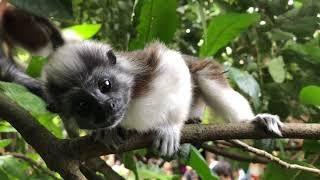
64, 69, 132, 129
44, 41, 133, 129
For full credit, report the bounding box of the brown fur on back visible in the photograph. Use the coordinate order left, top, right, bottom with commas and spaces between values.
183, 54, 229, 87
121, 43, 163, 98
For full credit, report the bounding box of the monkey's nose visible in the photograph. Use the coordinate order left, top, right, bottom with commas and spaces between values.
105, 99, 117, 113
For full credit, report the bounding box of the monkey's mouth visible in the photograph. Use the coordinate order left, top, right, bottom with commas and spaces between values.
84, 110, 125, 129
75, 104, 126, 130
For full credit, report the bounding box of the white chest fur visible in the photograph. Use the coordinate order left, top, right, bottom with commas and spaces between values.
120, 47, 192, 132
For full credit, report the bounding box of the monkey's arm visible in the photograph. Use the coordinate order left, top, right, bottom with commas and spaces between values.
0, 46, 44, 97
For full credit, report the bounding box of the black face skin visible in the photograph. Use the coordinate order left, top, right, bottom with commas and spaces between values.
45, 46, 132, 130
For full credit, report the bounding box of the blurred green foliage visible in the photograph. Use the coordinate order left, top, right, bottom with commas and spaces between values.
0, 0, 319, 179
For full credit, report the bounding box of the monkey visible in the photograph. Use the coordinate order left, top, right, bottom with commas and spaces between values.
0, 7, 283, 156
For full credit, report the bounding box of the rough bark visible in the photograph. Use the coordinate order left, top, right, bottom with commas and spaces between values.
0, 93, 320, 179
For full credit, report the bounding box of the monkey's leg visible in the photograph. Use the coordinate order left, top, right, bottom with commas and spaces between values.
186, 90, 205, 124
153, 123, 182, 157
192, 60, 284, 136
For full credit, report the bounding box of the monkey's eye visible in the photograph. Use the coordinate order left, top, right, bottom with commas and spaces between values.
99, 79, 112, 93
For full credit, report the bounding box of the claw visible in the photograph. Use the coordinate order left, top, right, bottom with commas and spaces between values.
92, 127, 125, 150
152, 129, 180, 157
252, 113, 283, 137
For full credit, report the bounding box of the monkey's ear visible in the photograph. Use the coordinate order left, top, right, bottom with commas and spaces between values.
107, 50, 116, 65
1, 7, 64, 56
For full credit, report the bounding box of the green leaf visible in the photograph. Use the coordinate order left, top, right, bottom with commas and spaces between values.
10, 0, 73, 20
0, 168, 9, 180
26, 56, 48, 78
186, 145, 218, 180
0, 139, 12, 148
279, 16, 319, 38
268, 56, 286, 83
129, 0, 178, 50
0, 122, 16, 133
284, 41, 320, 64
263, 161, 319, 180
303, 140, 320, 153
228, 67, 261, 108
138, 165, 179, 180
0, 82, 48, 115
122, 151, 139, 180
63, 24, 102, 40
200, 13, 260, 57
267, 29, 295, 41
179, 144, 191, 164
0, 82, 63, 138
299, 85, 320, 106
0, 155, 30, 179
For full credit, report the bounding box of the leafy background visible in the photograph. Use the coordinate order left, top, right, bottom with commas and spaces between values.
0, 0, 319, 179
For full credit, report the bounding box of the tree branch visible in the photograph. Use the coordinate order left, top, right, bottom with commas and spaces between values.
1, 92, 320, 179
67, 122, 320, 160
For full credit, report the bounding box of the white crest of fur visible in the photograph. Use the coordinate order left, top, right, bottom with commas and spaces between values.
120, 45, 193, 132
42, 41, 112, 83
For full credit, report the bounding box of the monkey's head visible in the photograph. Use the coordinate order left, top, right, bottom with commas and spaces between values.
43, 41, 133, 129
1, 7, 133, 129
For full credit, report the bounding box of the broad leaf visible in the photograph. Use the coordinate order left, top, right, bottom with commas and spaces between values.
62, 24, 102, 40
10, 0, 73, 19
285, 41, 320, 64
299, 86, 320, 106
0, 82, 63, 138
268, 56, 286, 83
122, 151, 139, 180
263, 161, 319, 180
268, 29, 295, 41
186, 145, 218, 180
200, 13, 260, 57
129, 0, 178, 50
303, 140, 320, 153
0, 139, 12, 148
26, 56, 48, 78
0, 122, 16, 133
137, 164, 179, 180
0, 156, 30, 180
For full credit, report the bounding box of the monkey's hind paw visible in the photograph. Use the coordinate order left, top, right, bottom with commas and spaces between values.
252, 113, 284, 136
153, 131, 180, 157
92, 127, 125, 150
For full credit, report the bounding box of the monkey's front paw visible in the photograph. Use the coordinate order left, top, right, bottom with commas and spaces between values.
252, 113, 284, 136
92, 127, 125, 150
153, 131, 180, 157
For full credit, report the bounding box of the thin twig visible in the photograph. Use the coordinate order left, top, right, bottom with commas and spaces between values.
229, 140, 320, 175
202, 143, 270, 164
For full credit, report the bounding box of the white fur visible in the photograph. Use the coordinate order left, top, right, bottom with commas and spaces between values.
120, 46, 192, 132
62, 30, 83, 43
197, 78, 255, 122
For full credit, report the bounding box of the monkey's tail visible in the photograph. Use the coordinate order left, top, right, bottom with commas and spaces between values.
187, 59, 255, 122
